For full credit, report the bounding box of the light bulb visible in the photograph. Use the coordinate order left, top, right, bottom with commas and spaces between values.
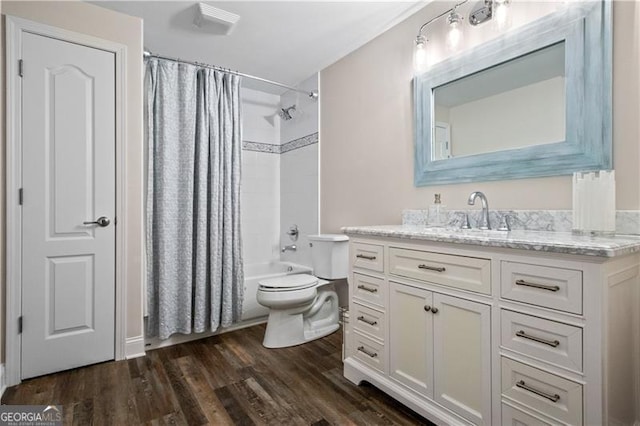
493, 0, 511, 31
446, 9, 463, 51
414, 35, 428, 74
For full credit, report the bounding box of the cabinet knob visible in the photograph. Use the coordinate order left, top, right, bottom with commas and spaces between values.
424, 305, 431, 312
431, 307, 439, 314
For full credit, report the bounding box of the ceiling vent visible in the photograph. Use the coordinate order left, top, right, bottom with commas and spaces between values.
194, 3, 240, 35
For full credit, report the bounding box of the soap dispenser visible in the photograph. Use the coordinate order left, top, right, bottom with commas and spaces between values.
429, 193, 447, 226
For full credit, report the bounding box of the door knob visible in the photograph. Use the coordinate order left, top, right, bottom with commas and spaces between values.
83, 216, 111, 227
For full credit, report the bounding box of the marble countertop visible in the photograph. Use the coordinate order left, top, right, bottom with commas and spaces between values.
341, 225, 640, 257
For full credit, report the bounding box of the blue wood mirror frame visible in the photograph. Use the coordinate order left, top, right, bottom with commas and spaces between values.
414, 1, 612, 186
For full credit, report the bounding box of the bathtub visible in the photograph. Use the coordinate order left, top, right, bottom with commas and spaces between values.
242, 261, 312, 321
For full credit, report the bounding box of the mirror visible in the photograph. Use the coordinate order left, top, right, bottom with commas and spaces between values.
414, 2, 611, 186
432, 42, 566, 160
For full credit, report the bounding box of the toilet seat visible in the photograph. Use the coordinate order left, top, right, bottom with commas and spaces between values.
258, 273, 318, 292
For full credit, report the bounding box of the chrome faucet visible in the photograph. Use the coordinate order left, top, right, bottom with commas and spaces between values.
281, 244, 297, 253
467, 191, 491, 230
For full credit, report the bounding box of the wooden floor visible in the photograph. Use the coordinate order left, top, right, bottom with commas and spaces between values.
2, 324, 432, 425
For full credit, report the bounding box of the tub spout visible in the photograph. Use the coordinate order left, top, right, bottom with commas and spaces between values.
281, 244, 297, 253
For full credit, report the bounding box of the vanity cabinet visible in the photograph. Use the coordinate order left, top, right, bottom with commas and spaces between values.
388, 283, 433, 397
389, 282, 491, 425
432, 293, 491, 424
343, 233, 640, 426
389, 247, 491, 295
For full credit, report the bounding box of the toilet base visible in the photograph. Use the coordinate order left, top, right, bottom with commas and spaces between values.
303, 322, 340, 343
262, 288, 339, 349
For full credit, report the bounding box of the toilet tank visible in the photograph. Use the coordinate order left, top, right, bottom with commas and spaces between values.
308, 234, 349, 280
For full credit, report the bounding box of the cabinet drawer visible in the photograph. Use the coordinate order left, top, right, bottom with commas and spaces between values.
501, 262, 583, 314
351, 302, 385, 342
501, 310, 583, 372
501, 358, 583, 425
352, 273, 386, 308
502, 403, 556, 426
352, 242, 384, 273
352, 331, 386, 373
389, 247, 491, 295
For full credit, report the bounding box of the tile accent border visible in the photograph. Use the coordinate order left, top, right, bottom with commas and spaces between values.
243, 132, 318, 155
402, 209, 640, 235
281, 132, 318, 154
242, 140, 280, 154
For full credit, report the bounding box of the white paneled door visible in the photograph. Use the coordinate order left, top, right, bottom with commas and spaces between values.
20, 32, 116, 379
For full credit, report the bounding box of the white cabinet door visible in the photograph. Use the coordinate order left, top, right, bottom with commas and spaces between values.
389, 282, 433, 398
433, 293, 492, 425
21, 31, 116, 379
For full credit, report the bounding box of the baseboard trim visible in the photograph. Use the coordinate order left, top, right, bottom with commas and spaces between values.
144, 318, 267, 352
0, 364, 6, 400
343, 358, 471, 426
125, 336, 146, 359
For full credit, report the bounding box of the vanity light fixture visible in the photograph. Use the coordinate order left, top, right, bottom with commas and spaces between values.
414, 0, 511, 73
413, 1, 467, 73
414, 35, 428, 73
446, 5, 464, 51
469, 0, 493, 26
493, 0, 512, 31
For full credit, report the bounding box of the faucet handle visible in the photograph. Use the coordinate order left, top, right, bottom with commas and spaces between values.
497, 214, 512, 232
286, 224, 299, 241
461, 213, 472, 230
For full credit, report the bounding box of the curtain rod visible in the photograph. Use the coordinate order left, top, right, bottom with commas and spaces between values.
144, 50, 319, 99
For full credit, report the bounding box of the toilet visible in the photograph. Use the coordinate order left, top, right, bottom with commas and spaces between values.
257, 234, 349, 348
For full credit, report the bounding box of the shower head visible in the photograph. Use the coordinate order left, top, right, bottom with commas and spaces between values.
278, 105, 297, 121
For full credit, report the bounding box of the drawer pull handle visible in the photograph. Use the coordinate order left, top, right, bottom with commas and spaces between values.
516, 330, 560, 348
515, 279, 560, 292
356, 254, 377, 260
357, 346, 378, 358
357, 285, 378, 293
418, 264, 446, 273
516, 380, 560, 403
357, 316, 378, 326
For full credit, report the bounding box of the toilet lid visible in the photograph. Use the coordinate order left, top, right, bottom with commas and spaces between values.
259, 274, 318, 290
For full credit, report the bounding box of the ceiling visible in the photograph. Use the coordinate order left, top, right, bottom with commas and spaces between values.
91, 1, 428, 94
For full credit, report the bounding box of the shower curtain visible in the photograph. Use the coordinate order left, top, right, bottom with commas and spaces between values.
145, 58, 244, 340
